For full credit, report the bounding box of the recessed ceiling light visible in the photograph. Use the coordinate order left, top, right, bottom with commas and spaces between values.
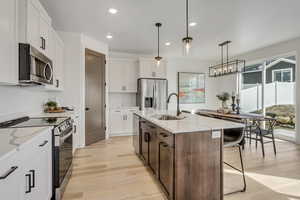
165, 42, 171, 46
189, 22, 197, 27
108, 8, 118, 14
106, 34, 113, 39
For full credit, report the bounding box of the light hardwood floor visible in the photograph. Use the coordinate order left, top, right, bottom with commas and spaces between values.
63, 136, 300, 200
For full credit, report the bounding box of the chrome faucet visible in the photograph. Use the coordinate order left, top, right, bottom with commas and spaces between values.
167, 93, 181, 116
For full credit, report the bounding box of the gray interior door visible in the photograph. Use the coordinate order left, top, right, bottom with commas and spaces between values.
85, 49, 106, 145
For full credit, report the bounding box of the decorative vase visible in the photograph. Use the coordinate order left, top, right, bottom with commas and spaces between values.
48, 106, 56, 111
222, 101, 228, 109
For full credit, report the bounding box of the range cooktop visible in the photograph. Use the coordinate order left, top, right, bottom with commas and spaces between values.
0, 116, 69, 128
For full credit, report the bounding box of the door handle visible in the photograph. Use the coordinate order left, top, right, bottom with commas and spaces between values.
40, 37, 44, 49
85, 107, 90, 111
25, 174, 31, 193
160, 142, 169, 148
144, 132, 150, 142
0, 166, 18, 180
43, 38, 46, 50
29, 170, 35, 188
39, 140, 48, 147
160, 132, 168, 138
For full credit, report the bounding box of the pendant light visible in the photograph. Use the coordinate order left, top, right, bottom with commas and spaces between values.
155, 22, 162, 66
209, 41, 246, 77
182, 0, 193, 55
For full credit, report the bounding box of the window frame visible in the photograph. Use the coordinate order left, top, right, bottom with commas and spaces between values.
272, 68, 292, 82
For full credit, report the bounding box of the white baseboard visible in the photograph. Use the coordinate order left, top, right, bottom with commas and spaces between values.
109, 132, 133, 137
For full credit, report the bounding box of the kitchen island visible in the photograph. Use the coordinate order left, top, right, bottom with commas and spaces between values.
133, 110, 244, 200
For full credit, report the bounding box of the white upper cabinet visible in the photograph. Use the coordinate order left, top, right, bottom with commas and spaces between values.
0, 0, 18, 85
48, 30, 64, 91
26, 0, 41, 50
108, 59, 138, 93
138, 58, 167, 79
20, 0, 53, 58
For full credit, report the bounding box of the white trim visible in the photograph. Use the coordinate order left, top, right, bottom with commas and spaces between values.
267, 58, 296, 69
272, 68, 293, 82
109, 132, 134, 137
243, 57, 295, 74
242, 69, 263, 74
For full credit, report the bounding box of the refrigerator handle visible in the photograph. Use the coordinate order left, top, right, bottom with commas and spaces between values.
152, 83, 155, 109
155, 83, 157, 109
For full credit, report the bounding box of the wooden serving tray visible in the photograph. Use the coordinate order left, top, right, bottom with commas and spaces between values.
45, 109, 66, 113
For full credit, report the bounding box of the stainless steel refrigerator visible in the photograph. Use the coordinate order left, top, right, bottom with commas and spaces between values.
137, 78, 168, 110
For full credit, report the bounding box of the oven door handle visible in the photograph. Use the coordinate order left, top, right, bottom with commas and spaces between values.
59, 131, 73, 144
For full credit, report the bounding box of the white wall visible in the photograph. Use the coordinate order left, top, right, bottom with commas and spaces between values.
0, 86, 50, 121
166, 58, 219, 111
227, 37, 300, 144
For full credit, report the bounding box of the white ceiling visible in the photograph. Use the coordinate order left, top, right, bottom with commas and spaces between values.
40, 0, 300, 60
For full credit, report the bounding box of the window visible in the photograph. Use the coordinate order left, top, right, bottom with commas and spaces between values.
240, 54, 296, 141
272, 69, 292, 82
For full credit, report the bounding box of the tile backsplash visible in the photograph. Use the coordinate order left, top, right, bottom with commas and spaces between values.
0, 86, 52, 121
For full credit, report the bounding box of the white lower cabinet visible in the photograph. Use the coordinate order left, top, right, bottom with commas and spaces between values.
22, 129, 52, 200
109, 108, 138, 136
0, 153, 24, 200
0, 128, 52, 200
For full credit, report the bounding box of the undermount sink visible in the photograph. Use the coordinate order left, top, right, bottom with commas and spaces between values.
153, 114, 186, 121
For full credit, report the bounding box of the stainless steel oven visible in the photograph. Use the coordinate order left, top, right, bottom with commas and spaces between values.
53, 118, 73, 200
19, 43, 53, 85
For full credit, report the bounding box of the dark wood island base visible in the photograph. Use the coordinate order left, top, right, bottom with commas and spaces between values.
133, 114, 224, 200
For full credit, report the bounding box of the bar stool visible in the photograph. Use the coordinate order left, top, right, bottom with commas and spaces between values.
224, 127, 247, 195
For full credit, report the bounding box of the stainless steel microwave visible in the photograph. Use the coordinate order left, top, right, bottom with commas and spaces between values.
19, 43, 53, 85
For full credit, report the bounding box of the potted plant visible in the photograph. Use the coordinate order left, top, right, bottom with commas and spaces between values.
45, 101, 58, 111
216, 92, 230, 110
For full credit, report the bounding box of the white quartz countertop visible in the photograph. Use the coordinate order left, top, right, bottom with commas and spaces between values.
134, 110, 244, 134
0, 127, 50, 161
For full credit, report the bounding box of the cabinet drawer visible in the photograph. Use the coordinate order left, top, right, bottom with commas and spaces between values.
0, 152, 23, 200
157, 129, 174, 147
20, 128, 51, 155
158, 141, 174, 199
